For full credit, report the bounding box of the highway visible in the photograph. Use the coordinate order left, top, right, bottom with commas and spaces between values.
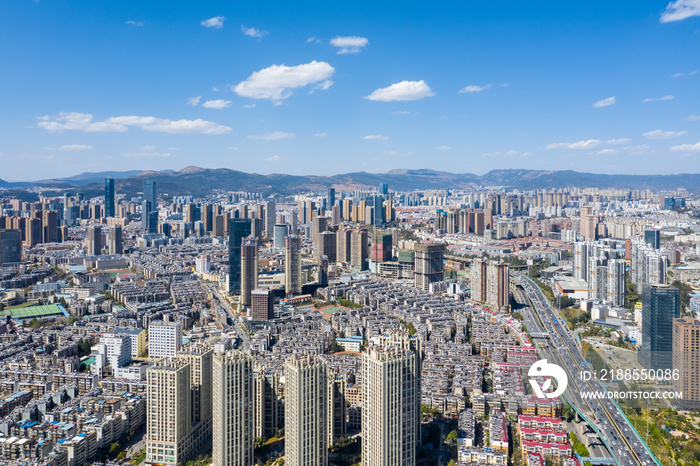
512, 273, 660, 466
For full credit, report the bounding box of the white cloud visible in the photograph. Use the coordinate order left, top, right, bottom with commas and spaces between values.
671, 70, 698, 77
329, 36, 369, 54
687, 114, 700, 121
140, 145, 157, 151
314, 132, 328, 137
661, 0, 700, 22
201, 16, 225, 28
242, 26, 267, 38
248, 131, 295, 140
435, 145, 452, 151
643, 129, 687, 139
38, 112, 231, 134
60, 144, 93, 151
546, 140, 602, 150
126, 20, 143, 27
264, 155, 283, 162
597, 148, 619, 155
187, 96, 202, 106
607, 138, 631, 144
642, 95, 674, 102
233, 61, 335, 101
124, 151, 172, 158
363, 134, 389, 140
593, 96, 616, 108
392, 110, 412, 115
670, 142, 700, 152
365, 80, 434, 102
202, 99, 231, 109
458, 84, 493, 93
38, 112, 127, 132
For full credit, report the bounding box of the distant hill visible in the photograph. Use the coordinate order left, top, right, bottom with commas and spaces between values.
2, 167, 699, 196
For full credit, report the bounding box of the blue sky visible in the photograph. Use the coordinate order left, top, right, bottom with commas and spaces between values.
1, 0, 700, 181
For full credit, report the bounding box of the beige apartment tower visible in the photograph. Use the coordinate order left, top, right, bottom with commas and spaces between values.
284, 354, 328, 466
213, 350, 255, 466
362, 346, 420, 466
146, 359, 192, 466
673, 318, 700, 410
414, 243, 445, 291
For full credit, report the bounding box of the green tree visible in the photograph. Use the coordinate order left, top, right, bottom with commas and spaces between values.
108, 442, 121, 455
445, 429, 458, 446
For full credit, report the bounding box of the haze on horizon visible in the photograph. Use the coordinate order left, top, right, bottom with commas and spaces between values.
1, 0, 700, 180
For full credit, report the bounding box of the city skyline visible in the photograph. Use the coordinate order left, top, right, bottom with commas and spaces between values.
2, 1, 700, 180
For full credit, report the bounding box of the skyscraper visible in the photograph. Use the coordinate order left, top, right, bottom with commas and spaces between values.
228, 218, 252, 295
319, 231, 337, 263
104, 178, 115, 218
146, 359, 192, 466
87, 225, 101, 256
285, 235, 302, 295
644, 229, 661, 250
108, 225, 123, 254
251, 289, 273, 321
327, 188, 335, 211
350, 229, 368, 270
143, 180, 157, 210
202, 204, 213, 232
284, 354, 328, 466
213, 350, 255, 466
42, 210, 58, 244
414, 243, 445, 291
673, 318, 700, 410
273, 224, 289, 250
471, 258, 509, 311
362, 345, 420, 466
0, 229, 21, 266
580, 205, 596, 241
265, 201, 276, 237
240, 237, 259, 308
639, 284, 680, 370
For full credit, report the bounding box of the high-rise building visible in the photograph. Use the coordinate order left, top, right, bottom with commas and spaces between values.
639, 284, 680, 370
143, 180, 157, 210
240, 237, 259, 308
312, 216, 329, 253
104, 178, 115, 218
202, 204, 213, 233
285, 235, 302, 295
284, 355, 328, 466
25, 217, 42, 247
87, 225, 101, 256
336, 228, 352, 263
414, 243, 445, 291
0, 229, 21, 266
319, 231, 337, 263
251, 289, 273, 321
327, 188, 336, 212
99, 333, 132, 369
362, 346, 420, 466
606, 259, 626, 307
213, 351, 255, 466
265, 201, 276, 237
273, 224, 289, 250
254, 368, 282, 439
148, 321, 182, 357
146, 343, 213, 466
42, 210, 58, 244
672, 318, 700, 410
370, 232, 392, 262
471, 259, 510, 311
146, 358, 192, 466
486, 261, 510, 311
228, 218, 252, 295
213, 215, 225, 237
351, 229, 368, 270
580, 206, 597, 241
342, 199, 352, 222
644, 229, 661, 250
573, 242, 589, 280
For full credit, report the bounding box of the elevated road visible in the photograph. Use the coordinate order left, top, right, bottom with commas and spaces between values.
512, 273, 660, 466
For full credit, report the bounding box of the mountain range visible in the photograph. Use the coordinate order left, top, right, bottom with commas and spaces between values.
0, 167, 697, 198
